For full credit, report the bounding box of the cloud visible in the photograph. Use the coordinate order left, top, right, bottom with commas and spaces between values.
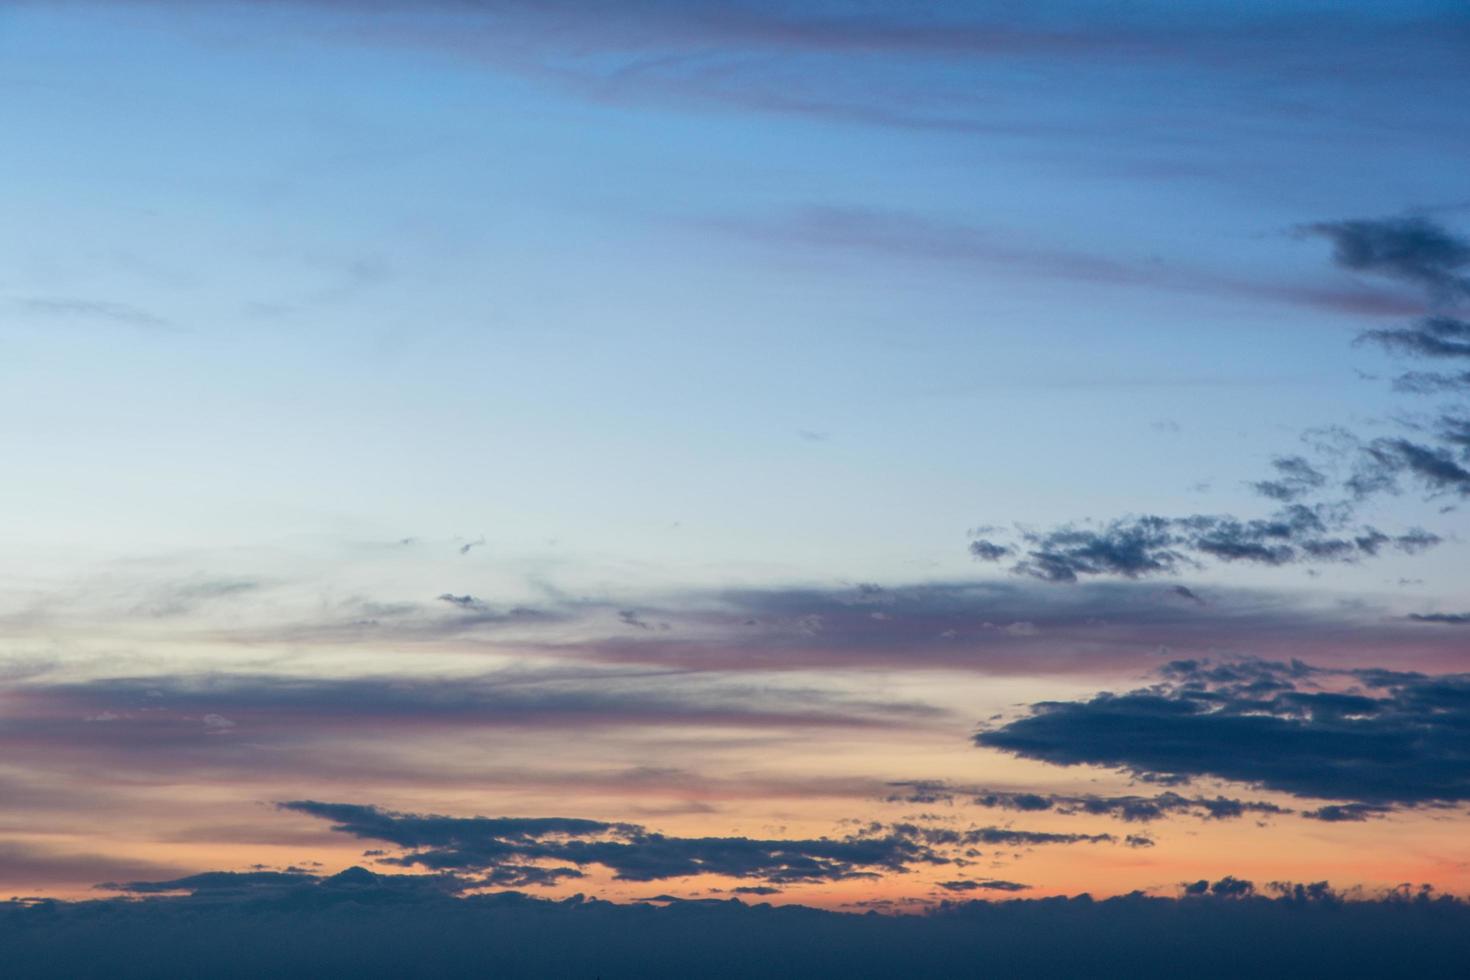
966, 540, 1014, 562
714, 205, 1424, 319
0, 843, 183, 890
1203, 875, 1255, 899
1408, 612, 1470, 625
970, 509, 1437, 583
436, 593, 484, 609
1393, 369, 1470, 393
888, 779, 1293, 826
103, 864, 473, 902
169, 0, 1462, 200
618, 609, 668, 631
1355, 438, 1470, 498
936, 879, 1029, 893
1301, 803, 1392, 823
1304, 218, 1470, 301
1251, 456, 1328, 503
525, 579, 1470, 676
0, 668, 936, 766
976, 658, 1470, 805
13, 297, 171, 330
731, 885, 781, 896
917, 825, 1115, 848
105, 870, 321, 895
967, 213, 1470, 582
277, 800, 1135, 890
968, 788, 1290, 823
280, 801, 950, 884
1362, 315, 1470, 360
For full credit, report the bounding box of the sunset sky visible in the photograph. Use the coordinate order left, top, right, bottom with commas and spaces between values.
3, 0, 1469, 916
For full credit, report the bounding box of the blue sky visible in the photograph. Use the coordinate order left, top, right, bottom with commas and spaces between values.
7, 1, 1463, 588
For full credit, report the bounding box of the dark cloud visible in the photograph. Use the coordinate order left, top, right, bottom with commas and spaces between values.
1301, 803, 1393, 823
1251, 456, 1327, 503
937, 879, 1030, 893
967, 540, 1013, 562
618, 609, 668, 631
937, 826, 1114, 848
104, 865, 472, 903
1393, 369, 1470, 393
1205, 875, 1255, 899
278, 801, 1134, 889
1362, 315, 1470, 360
972, 509, 1436, 583
280, 801, 950, 884
1305, 218, 1470, 300
1408, 612, 1470, 625
977, 659, 1470, 805
1357, 438, 1470, 498
969, 788, 1290, 824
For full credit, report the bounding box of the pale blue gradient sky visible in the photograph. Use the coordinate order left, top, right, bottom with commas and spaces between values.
1, 0, 1468, 904
5, 2, 1464, 591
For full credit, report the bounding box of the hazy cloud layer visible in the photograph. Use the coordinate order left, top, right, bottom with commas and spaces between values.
7, 872, 1469, 979
88, 0, 1470, 166
2, 668, 934, 747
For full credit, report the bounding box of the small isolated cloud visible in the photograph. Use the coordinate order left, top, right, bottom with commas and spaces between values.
1407, 612, 1470, 625
1301, 803, 1392, 823
937, 879, 1030, 893
436, 593, 484, 609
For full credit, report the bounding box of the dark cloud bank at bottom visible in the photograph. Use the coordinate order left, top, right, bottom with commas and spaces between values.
4, 870, 1468, 979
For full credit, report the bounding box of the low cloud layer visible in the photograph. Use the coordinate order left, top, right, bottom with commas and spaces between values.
6, 870, 1469, 979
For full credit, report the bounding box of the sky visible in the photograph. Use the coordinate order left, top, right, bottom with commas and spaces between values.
2, 0, 1470, 925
